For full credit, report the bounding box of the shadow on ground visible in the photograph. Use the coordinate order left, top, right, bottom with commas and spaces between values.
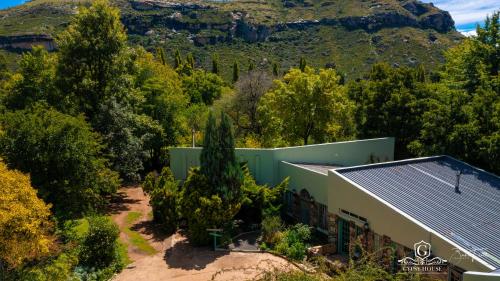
163, 237, 229, 270
130, 220, 172, 242
107, 190, 142, 214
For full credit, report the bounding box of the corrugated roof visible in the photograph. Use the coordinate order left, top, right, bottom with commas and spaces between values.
292, 163, 342, 175
336, 156, 500, 269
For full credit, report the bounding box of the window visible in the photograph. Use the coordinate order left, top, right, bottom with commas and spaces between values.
317, 203, 328, 230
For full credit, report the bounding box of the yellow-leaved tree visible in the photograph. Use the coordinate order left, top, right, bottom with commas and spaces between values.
0, 160, 53, 270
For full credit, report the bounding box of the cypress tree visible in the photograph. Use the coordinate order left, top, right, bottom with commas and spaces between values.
248, 60, 255, 72
174, 49, 182, 69
211, 54, 219, 75
299, 57, 307, 72
415, 64, 426, 82
186, 53, 195, 69
272, 62, 279, 77
156, 47, 167, 65
218, 112, 242, 201
232, 61, 239, 83
200, 112, 221, 191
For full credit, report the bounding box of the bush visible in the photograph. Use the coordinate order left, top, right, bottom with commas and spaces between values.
143, 167, 179, 233
79, 216, 121, 269
261, 215, 283, 244
273, 224, 311, 261
16, 252, 78, 281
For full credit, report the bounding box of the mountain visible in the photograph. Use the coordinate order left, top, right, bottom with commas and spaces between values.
0, 0, 463, 79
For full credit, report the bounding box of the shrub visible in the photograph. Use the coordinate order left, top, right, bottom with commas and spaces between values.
17, 252, 78, 281
78, 216, 121, 269
261, 216, 283, 245
274, 224, 311, 261
143, 167, 179, 233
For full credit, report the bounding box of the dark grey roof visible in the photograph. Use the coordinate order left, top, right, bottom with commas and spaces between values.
337, 156, 500, 269
292, 163, 341, 175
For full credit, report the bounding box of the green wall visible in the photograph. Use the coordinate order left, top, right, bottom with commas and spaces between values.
170, 137, 395, 186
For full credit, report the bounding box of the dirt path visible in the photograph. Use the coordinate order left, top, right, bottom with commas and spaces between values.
110, 186, 294, 281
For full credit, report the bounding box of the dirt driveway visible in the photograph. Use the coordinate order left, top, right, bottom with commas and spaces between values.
109, 186, 294, 281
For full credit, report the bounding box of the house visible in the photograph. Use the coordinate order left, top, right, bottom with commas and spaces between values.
169, 137, 500, 280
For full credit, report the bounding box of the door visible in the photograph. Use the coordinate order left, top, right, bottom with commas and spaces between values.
337, 218, 350, 254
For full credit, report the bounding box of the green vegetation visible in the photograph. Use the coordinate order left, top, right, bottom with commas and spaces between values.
0, 0, 461, 80
0, 0, 498, 279
143, 168, 179, 234
122, 212, 157, 255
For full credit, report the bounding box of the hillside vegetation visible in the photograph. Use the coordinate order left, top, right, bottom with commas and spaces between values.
0, 0, 462, 79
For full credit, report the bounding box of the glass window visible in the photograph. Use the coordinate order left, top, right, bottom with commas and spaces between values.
318, 203, 328, 230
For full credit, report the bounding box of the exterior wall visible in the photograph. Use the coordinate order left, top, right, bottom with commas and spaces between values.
463, 272, 500, 281
170, 137, 395, 186
327, 171, 492, 273
278, 162, 329, 206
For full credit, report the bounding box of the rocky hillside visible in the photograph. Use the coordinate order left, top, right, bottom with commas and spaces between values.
0, 0, 463, 79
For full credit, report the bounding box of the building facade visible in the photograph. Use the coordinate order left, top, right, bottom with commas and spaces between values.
170, 137, 500, 280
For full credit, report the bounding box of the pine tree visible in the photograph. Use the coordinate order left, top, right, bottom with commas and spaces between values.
299, 57, 307, 72
211, 54, 219, 75
232, 61, 239, 83
174, 49, 182, 69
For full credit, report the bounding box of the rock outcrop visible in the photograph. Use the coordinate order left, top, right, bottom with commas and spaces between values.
123, 0, 455, 45
0, 34, 55, 51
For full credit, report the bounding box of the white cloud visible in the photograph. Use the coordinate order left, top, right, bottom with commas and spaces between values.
421, 0, 499, 24
458, 29, 477, 37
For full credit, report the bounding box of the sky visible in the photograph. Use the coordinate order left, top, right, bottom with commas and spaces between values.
0, 0, 27, 10
421, 0, 498, 35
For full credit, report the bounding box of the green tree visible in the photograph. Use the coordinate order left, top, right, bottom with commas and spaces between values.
0, 106, 120, 216
259, 67, 355, 146
299, 57, 306, 72
352, 63, 432, 158
272, 62, 280, 77
174, 49, 182, 69
156, 47, 167, 65
136, 51, 188, 168
248, 60, 255, 72
56, 0, 129, 119
182, 70, 224, 105
211, 54, 219, 75
232, 61, 239, 83
4, 46, 60, 110
179, 168, 241, 245
200, 112, 220, 189
218, 112, 243, 201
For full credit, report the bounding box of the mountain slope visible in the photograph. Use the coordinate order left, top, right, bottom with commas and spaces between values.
0, 0, 463, 79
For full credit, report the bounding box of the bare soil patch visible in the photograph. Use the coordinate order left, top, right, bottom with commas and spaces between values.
110, 186, 295, 281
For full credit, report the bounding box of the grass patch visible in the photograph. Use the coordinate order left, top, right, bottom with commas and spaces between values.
125, 211, 142, 225
117, 239, 132, 266
123, 211, 158, 255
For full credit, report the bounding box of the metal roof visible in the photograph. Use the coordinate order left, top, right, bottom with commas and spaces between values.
336, 156, 500, 269
292, 163, 342, 175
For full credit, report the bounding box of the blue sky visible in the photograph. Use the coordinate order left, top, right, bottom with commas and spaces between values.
0, 0, 26, 10
421, 0, 498, 35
